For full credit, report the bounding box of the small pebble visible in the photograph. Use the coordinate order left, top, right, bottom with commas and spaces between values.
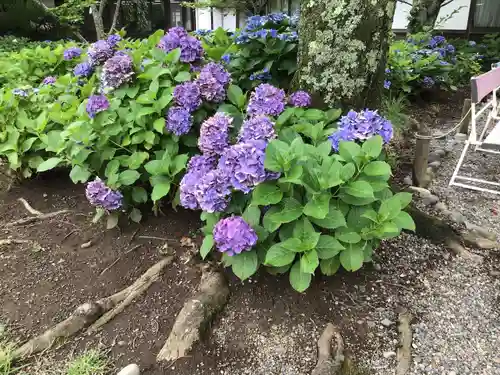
383, 351, 397, 358
117, 364, 140, 375
429, 161, 441, 169
403, 175, 413, 185
381, 318, 394, 327
80, 241, 93, 249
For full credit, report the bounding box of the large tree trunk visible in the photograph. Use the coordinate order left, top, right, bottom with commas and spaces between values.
407, 0, 446, 34
295, 0, 396, 110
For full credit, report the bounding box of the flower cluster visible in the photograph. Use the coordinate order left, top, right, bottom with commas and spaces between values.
12, 88, 28, 97
85, 178, 123, 211
249, 67, 271, 81
213, 216, 258, 256
101, 54, 135, 91
218, 140, 275, 193
180, 155, 217, 209
247, 83, 286, 116
329, 109, 393, 151
86, 95, 110, 118
107, 34, 121, 47
173, 82, 202, 111
74, 62, 93, 78
42, 76, 56, 85
157, 27, 203, 63
87, 40, 115, 66
238, 115, 276, 143
234, 13, 297, 45
63, 47, 82, 61
197, 62, 231, 103
422, 76, 435, 88
288, 90, 311, 107
165, 107, 193, 136
198, 113, 231, 155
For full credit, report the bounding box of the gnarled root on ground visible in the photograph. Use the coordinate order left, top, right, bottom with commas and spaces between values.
311, 323, 344, 375
6, 198, 70, 227
13, 256, 174, 359
396, 310, 413, 375
156, 267, 230, 362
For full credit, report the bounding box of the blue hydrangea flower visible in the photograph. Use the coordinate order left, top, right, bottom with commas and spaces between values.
197, 62, 230, 103
218, 140, 277, 193
86, 95, 109, 118
423, 76, 435, 88
74, 61, 93, 77
85, 178, 123, 211
384, 80, 391, 89
238, 115, 276, 143
180, 155, 217, 210
213, 216, 258, 256
268, 12, 288, 24
63, 47, 82, 60
165, 107, 193, 136
385, 68, 391, 74
194, 29, 211, 36
107, 34, 121, 47
174, 82, 202, 111
246, 15, 267, 31
194, 170, 231, 212
221, 54, 231, 64
101, 54, 134, 90
249, 67, 271, 81
12, 88, 28, 97
157, 27, 203, 63
198, 113, 231, 155
328, 109, 393, 151
289, 90, 311, 107
247, 83, 286, 117
87, 40, 114, 65
42, 76, 56, 85
469, 40, 477, 47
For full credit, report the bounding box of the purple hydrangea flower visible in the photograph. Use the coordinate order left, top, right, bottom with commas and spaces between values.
107, 34, 121, 47
157, 27, 203, 63
101, 53, 134, 90
74, 61, 93, 77
12, 88, 28, 97
42, 76, 56, 85
86, 94, 110, 118
198, 113, 231, 155
289, 90, 311, 107
63, 47, 82, 60
446, 44, 455, 54
328, 109, 393, 151
165, 107, 193, 136
385, 68, 391, 74
194, 170, 231, 212
213, 216, 258, 256
383, 80, 391, 89
218, 140, 278, 193
238, 115, 276, 143
85, 178, 123, 211
247, 83, 286, 116
87, 40, 114, 65
197, 62, 231, 103
422, 76, 435, 88
173, 82, 202, 111
180, 155, 217, 210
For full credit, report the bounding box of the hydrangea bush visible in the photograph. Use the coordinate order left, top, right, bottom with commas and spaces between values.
180, 83, 415, 292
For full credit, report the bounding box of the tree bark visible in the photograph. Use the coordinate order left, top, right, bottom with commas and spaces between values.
91, 4, 106, 39
407, 0, 445, 34
294, 0, 396, 110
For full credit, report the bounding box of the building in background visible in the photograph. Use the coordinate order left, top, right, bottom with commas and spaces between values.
196, 0, 500, 34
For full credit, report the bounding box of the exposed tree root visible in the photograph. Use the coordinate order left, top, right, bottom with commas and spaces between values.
13, 256, 174, 359
0, 239, 31, 247
396, 310, 413, 375
6, 198, 70, 227
311, 323, 344, 375
157, 267, 230, 362
445, 238, 483, 263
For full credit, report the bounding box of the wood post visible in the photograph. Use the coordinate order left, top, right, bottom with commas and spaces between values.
413, 120, 431, 188
459, 99, 472, 135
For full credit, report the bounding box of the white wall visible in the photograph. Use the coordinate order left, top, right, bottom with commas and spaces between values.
197, 0, 473, 32
393, 0, 471, 30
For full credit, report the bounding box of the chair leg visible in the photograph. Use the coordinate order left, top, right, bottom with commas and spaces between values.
449, 141, 470, 186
